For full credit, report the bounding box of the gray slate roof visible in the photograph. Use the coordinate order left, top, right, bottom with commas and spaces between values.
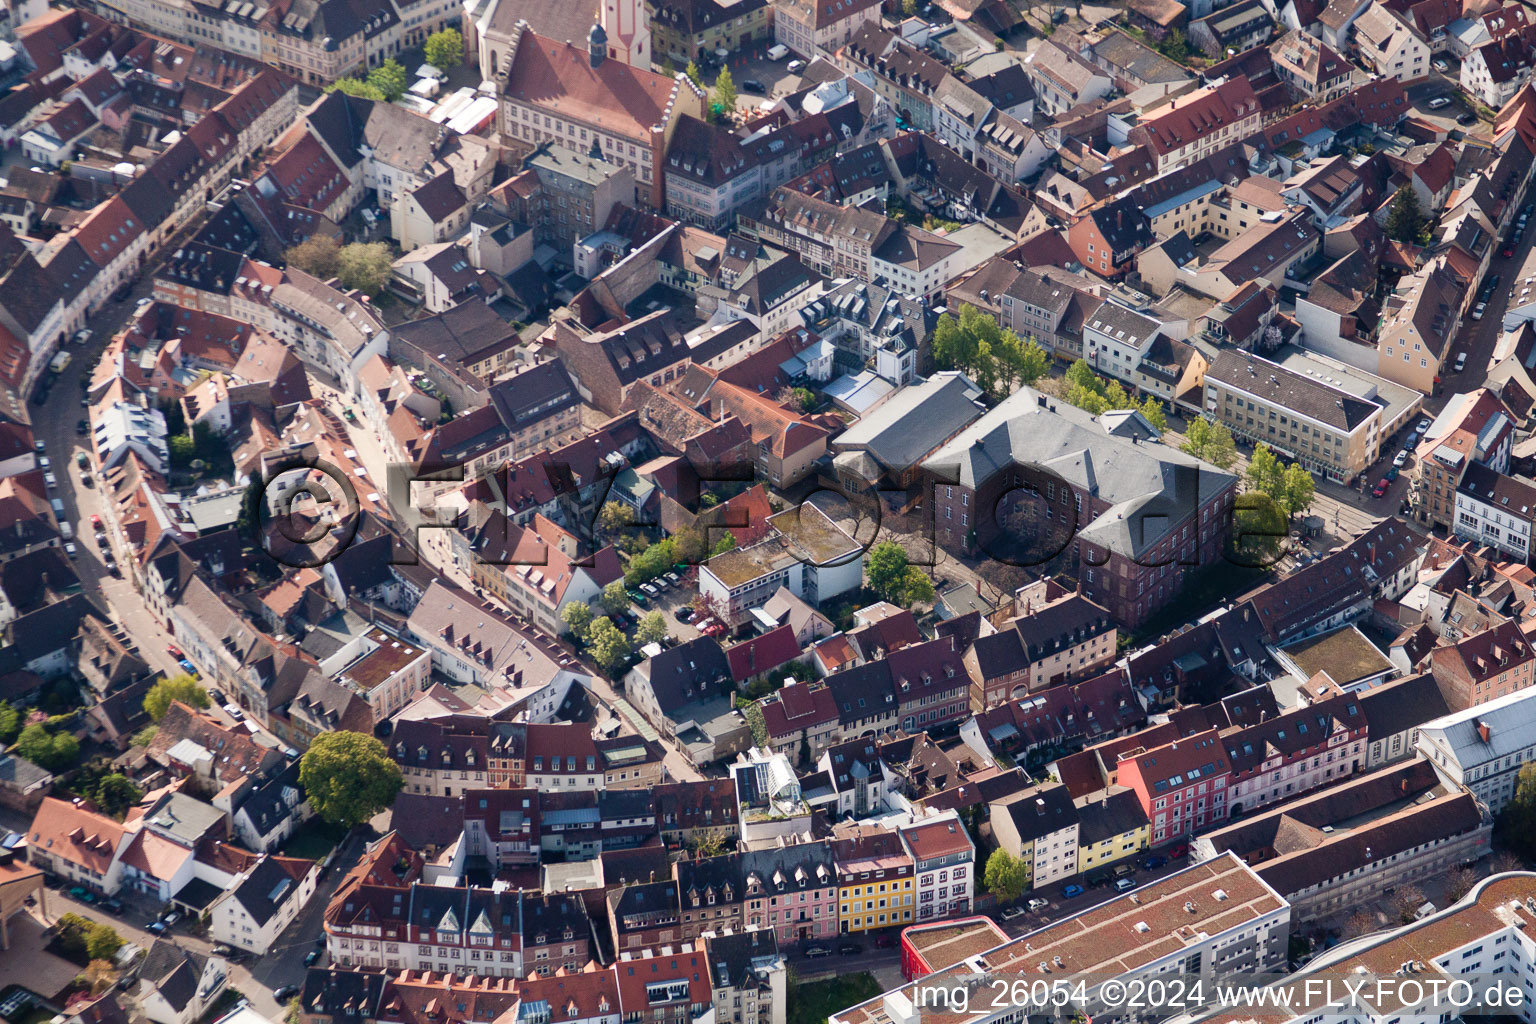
834, 371, 985, 474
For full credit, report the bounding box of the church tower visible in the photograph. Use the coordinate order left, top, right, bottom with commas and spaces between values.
598, 0, 650, 69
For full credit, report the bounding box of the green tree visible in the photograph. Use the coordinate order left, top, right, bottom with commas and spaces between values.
93, 774, 142, 819
168, 434, 195, 469
586, 616, 631, 673
598, 501, 635, 540
298, 731, 403, 829
1498, 763, 1536, 859
286, 999, 303, 1024
625, 537, 676, 585
713, 533, 737, 555
424, 28, 463, 70
336, 241, 394, 296
16, 723, 79, 771
130, 725, 158, 748
326, 77, 386, 101
1160, 28, 1189, 62
1138, 396, 1168, 431
983, 849, 1029, 902
1384, 185, 1425, 245
902, 0, 917, 13
1180, 417, 1238, 470
636, 610, 669, 646
367, 58, 409, 101
285, 234, 341, 280
1245, 442, 1284, 497
866, 541, 911, 603
712, 65, 737, 118
1278, 463, 1316, 519
1228, 490, 1288, 568
143, 674, 210, 722
85, 922, 123, 961
1065, 359, 1099, 391
0, 702, 19, 745
685, 59, 704, 87
561, 602, 594, 642
902, 567, 935, 606
601, 579, 631, 616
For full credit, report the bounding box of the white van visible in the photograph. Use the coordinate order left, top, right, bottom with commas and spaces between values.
59, 521, 73, 540
767, 43, 789, 60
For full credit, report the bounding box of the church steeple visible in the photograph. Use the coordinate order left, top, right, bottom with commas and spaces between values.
598, 0, 650, 69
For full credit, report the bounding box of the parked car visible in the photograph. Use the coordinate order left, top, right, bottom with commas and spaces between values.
1142, 855, 1167, 870
162, 911, 180, 925
1372, 478, 1390, 498
1169, 842, 1188, 859
838, 942, 863, 955
135, 297, 152, 309
224, 704, 243, 719
1113, 863, 1136, 878
1427, 95, 1452, 109
1385, 466, 1399, 481
1456, 351, 1468, 372
1027, 898, 1050, 911
210, 689, 226, 704
874, 933, 896, 948
804, 946, 832, 958
37, 455, 49, 470
742, 78, 766, 93
178, 659, 197, 676
1114, 877, 1137, 892
146, 921, 167, 935
214, 944, 237, 957
1085, 869, 1112, 888
674, 606, 695, 622
75, 419, 89, 435
1060, 884, 1085, 899
1000, 906, 1025, 920
1416, 417, 1432, 433
1433, 57, 1450, 71
1473, 302, 1487, 320
787, 59, 805, 72
90, 514, 103, 530
1393, 449, 1410, 467
167, 644, 183, 658
304, 950, 322, 967
64, 542, 77, 558
273, 986, 300, 1002
101, 898, 124, 913
43, 472, 56, 489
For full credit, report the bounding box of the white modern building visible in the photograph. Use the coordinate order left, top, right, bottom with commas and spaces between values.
209, 854, 320, 954
699, 504, 864, 626
1454, 464, 1536, 561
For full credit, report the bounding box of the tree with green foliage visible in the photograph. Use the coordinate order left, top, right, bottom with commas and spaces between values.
1385, 185, 1426, 245
1229, 491, 1288, 568
598, 501, 634, 540
685, 59, 704, 87
1180, 417, 1238, 469
902, 0, 917, 13
0, 702, 20, 745
327, 77, 386, 101
16, 722, 79, 771
601, 579, 631, 616
336, 241, 394, 296
561, 602, 594, 643
1160, 28, 1189, 62
286, 999, 303, 1024
367, 58, 409, 101
983, 849, 1029, 902
285, 234, 342, 280
143, 674, 210, 722
636, 610, 669, 646
85, 922, 124, 961
93, 774, 142, 819
299, 731, 403, 829
424, 28, 463, 70
712, 66, 737, 118
1499, 763, 1536, 859
626, 537, 676, 585
713, 533, 737, 556
1245, 442, 1284, 496
866, 541, 911, 603
130, 725, 158, 749
1278, 462, 1316, 518
586, 616, 631, 673
1138, 396, 1168, 431
168, 434, 195, 470
903, 568, 935, 605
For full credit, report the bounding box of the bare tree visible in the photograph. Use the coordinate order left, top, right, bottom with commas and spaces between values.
1343, 911, 1379, 939
1444, 865, 1478, 903
1493, 851, 1526, 874
1392, 884, 1427, 924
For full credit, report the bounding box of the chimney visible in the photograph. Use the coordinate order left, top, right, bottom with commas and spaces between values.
1477, 719, 1492, 744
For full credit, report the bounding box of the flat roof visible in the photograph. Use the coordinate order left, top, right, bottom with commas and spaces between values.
904, 918, 1011, 972
1282, 624, 1393, 685
339, 628, 426, 692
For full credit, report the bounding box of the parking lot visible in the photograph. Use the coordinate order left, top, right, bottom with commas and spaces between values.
702, 43, 808, 104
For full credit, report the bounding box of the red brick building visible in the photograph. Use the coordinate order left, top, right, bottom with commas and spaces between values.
1430, 619, 1536, 712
